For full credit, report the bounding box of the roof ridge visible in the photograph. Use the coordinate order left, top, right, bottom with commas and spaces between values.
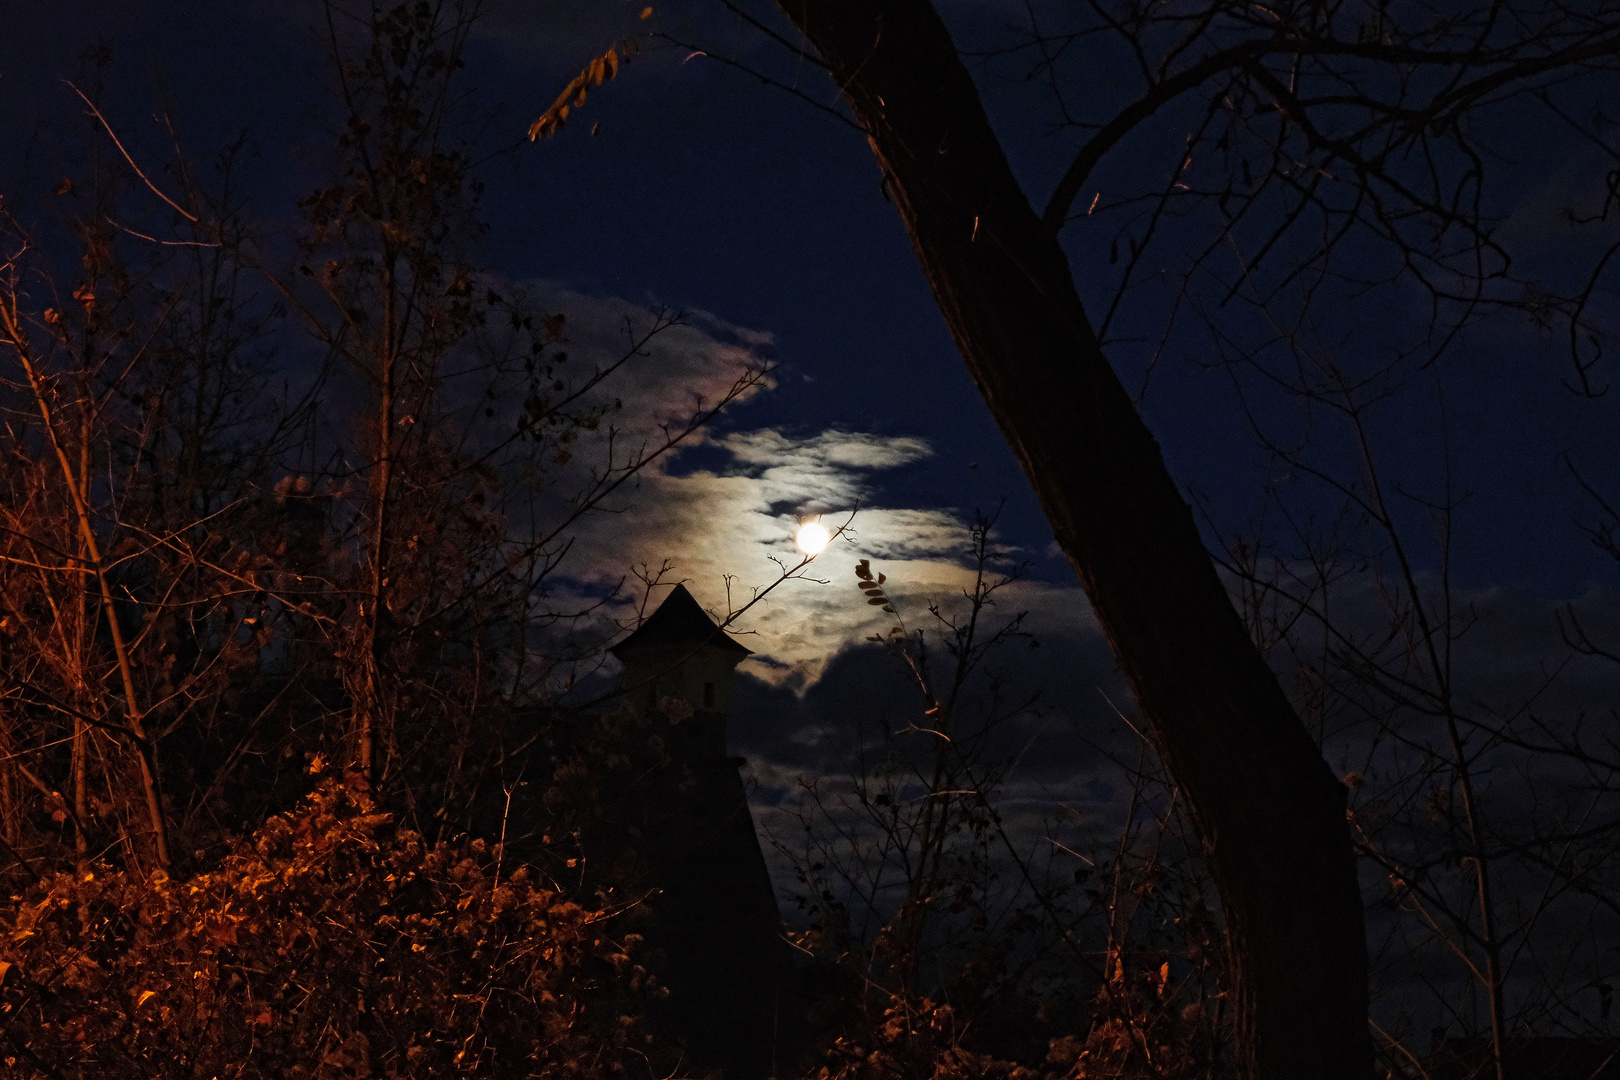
609, 583, 752, 657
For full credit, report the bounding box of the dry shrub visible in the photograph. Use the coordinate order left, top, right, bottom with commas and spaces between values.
1042, 953, 1221, 1080
0, 772, 669, 1079
812, 994, 1040, 1080
806, 954, 1221, 1080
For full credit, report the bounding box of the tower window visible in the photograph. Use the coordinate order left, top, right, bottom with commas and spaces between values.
703, 682, 716, 708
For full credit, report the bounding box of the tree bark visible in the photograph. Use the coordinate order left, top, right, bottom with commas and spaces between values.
773, 3, 1372, 1076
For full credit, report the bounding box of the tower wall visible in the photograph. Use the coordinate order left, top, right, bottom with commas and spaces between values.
618, 641, 746, 720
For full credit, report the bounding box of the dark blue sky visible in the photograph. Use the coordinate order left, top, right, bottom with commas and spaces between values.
10, 0, 1619, 605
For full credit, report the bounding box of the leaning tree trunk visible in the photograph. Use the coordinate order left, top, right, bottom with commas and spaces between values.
774, 3, 1372, 1076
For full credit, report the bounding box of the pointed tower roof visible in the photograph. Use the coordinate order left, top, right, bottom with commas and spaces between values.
610, 583, 752, 659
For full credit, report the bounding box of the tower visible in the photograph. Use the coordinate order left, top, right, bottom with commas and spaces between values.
610, 582, 753, 721
608, 585, 791, 1079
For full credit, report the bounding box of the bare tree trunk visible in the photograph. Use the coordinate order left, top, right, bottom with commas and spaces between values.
774, 3, 1371, 1076
73, 412, 92, 874
356, 255, 400, 786
0, 701, 15, 853
71, 716, 89, 873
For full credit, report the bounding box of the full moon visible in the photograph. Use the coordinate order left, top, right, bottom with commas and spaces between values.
795, 521, 831, 556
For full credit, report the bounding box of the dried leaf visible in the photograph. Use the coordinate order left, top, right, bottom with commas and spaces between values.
530, 42, 636, 141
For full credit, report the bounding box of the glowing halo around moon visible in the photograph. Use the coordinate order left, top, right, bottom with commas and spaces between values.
794, 521, 831, 556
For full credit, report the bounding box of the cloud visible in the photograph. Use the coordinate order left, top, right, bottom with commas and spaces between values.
719, 428, 932, 472
563, 428, 1109, 689
497, 284, 1102, 691
563, 429, 975, 685
522, 282, 778, 424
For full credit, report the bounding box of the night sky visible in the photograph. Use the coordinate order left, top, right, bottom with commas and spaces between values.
7, 1, 1620, 1009
10, 2, 1618, 575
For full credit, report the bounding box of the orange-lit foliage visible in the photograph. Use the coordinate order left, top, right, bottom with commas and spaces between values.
0, 774, 669, 1078
811, 995, 1039, 1080
800, 961, 1221, 1080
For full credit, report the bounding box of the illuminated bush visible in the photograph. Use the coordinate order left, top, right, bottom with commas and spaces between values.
0, 773, 667, 1079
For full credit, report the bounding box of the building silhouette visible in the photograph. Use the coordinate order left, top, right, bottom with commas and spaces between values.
607, 584, 795, 1079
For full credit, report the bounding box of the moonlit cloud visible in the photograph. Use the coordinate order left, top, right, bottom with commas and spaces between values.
565, 429, 1106, 690
520, 286, 1101, 690
525, 282, 779, 425
566, 431, 983, 687
720, 428, 933, 472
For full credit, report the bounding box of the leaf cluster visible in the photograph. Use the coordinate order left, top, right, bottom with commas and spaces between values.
0, 773, 670, 1079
